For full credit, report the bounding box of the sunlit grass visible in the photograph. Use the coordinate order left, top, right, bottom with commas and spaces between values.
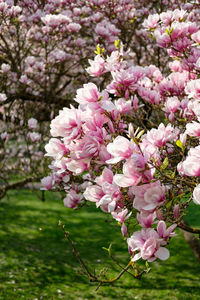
0, 189, 200, 299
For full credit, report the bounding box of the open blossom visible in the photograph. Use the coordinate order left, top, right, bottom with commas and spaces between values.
84, 167, 122, 212
143, 123, 178, 148
1, 131, 8, 140
28, 118, 38, 130
41, 14, 71, 27
86, 55, 105, 77
107, 66, 144, 97
41, 175, 54, 190
106, 136, 134, 164
137, 212, 155, 228
45, 138, 67, 158
0, 93, 7, 102
127, 228, 169, 262
111, 208, 132, 224
28, 132, 41, 142
66, 158, 90, 175
143, 14, 159, 30
114, 153, 152, 188
191, 31, 200, 44
105, 51, 122, 72
75, 83, 99, 105
1, 63, 10, 74
50, 106, 82, 141
193, 184, 200, 205
112, 208, 132, 237
185, 79, 200, 99
185, 121, 200, 137
181, 145, 200, 176
164, 97, 180, 114
132, 182, 166, 212
63, 189, 83, 209
157, 221, 176, 240
67, 23, 81, 33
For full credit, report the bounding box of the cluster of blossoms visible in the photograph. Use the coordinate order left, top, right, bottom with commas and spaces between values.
44, 7, 200, 265
0, 0, 174, 194
0, 0, 200, 269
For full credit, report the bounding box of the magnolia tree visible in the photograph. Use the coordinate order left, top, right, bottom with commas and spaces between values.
43, 4, 200, 283
0, 0, 172, 197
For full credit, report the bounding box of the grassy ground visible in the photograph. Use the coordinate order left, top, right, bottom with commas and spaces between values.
0, 189, 200, 300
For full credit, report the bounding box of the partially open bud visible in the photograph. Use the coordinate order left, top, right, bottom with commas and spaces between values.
173, 204, 180, 219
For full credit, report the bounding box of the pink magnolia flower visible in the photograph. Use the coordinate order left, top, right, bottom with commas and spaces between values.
83, 185, 105, 203
173, 204, 180, 219
66, 158, 90, 175
112, 208, 132, 237
185, 79, 200, 99
193, 184, 200, 205
143, 123, 178, 148
84, 167, 122, 212
191, 31, 200, 44
41, 175, 54, 190
28, 132, 41, 142
157, 221, 177, 240
19, 74, 30, 85
28, 118, 38, 130
75, 83, 99, 105
67, 23, 81, 33
0, 93, 7, 102
160, 11, 173, 26
185, 121, 200, 137
63, 190, 83, 209
107, 66, 144, 97
1, 132, 8, 140
127, 228, 169, 262
111, 208, 132, 224
106, 136, 134, 164
114, 98, 132, 114
45, 138, 67, 158
86, 55, 105, 77
143, 14, 159, 30
132, 181, 166, 212
181, 145, 200, 176
1, 63, 10, 74
114, 154, 149, 188
164, 97, 180, 114
105, 51, 122, 72
50, 106, 82, 141
137, 212, 155, 228
138, 87, 160, 105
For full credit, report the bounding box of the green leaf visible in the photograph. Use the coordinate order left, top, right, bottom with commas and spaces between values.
102, 244, 112, 256
166, 200, 172, 208
170, 171, 176, 179
176, 140, 184, 151
114, 39, 120, 48
94, 44, 101, 55
165, 28, 169, 34
161, 157, 169, 170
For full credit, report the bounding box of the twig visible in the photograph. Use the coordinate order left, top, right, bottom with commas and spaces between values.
58, 221, 134, 284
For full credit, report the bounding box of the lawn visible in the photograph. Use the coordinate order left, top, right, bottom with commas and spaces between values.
0, 189, 200, 300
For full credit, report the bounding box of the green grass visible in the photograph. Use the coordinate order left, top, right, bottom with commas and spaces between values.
0, 190, 200, 300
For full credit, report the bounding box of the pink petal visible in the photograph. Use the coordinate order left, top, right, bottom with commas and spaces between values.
131, 252, 142, 262
114, 174, 141, 187
155, 247, 169, 260
157, 221, 166, 237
